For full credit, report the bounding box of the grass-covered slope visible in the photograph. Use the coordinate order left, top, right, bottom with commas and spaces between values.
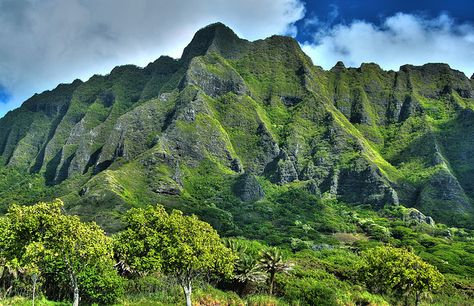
0, 22, 473, 234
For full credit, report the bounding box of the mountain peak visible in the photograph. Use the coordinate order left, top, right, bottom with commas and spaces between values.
1, 21, 474, 235
331, 61, 346, 71
180, 22, 248, 62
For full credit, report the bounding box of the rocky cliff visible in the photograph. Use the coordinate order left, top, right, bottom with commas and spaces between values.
0, 23, 473, 231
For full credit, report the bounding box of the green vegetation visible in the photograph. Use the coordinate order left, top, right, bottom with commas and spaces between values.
258, 247, 292, 295
0, 199, 473, 305
1, 23, 473, 228
114, 205, 235, 306
0, 23, 474, 305
360, 246, 444, 306
0, 200, 121, 305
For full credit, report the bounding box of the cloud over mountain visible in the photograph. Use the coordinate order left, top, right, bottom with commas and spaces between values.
0, 0, 304, 116
302, 13, 474, 76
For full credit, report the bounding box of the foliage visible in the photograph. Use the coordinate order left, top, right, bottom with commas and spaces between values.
281, 277, 339, 306
360, 246, 445, 305
0, 23, 474, 305
234, 255, 266, 285
258, 247, 292, 295
114, 204, 235, 305
0, 200, 121, 305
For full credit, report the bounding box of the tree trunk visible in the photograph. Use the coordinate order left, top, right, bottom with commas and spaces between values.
73, 285, 79, 306
269, 272, 275, 295
32, 273, 39, 306
415, 292, 420, 306
70, 272, 79, 306
183, 281, 192, 306
32, 284, 36, 306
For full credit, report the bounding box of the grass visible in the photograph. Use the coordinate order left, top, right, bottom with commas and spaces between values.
0, 297, 69, 306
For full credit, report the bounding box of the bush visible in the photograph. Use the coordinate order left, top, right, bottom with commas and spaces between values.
282, 277, 339, 306
78, 260, 124, 305
246, 294, 288, 306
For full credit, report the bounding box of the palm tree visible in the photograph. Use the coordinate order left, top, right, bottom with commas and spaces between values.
258, 247, 292, 295
234, 254, 267, 295
223, 238, 247, 254
223, 239, 267, 295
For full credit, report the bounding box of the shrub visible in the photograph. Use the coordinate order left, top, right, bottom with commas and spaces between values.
282, 277, 339, 306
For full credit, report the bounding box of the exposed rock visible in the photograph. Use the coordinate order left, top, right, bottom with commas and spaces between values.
337, 158, 399, 208
331, 61, 346, 71
400, 63, 473, 99
180, 22, 249, 63
419, 168, 471, 214
268, 150, 299, 185
96, 96, 173, 171
256, 123, 280, 172
404, 208, 435, 226
281, 96, 302, 106
233, 173, 265, 202
182, 56, 248, 98
140, 150, 183, 196
349, 88, 371, 124
79, 187, 89, 196
230, 158, 243, 173
1, 22, 474, 229
153, 184, 181, 196
329, 168, 340, 196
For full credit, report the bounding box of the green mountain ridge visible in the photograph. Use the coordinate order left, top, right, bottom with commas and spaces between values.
0, 22, 473, 232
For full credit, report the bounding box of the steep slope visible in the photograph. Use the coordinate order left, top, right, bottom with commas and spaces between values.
0, 23, 473, 233
327, 62, 474, 225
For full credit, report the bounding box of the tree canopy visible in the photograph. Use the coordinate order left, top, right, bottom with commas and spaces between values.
114, 204, 235, 306
0, 200, 121, 305
360, 246, 444, 305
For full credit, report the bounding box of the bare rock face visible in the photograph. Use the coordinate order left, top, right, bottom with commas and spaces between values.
233, 173, 265, 202
180, 22, 250, 63
1, 22, 473, 229
336, 158, 399, 208
183, 57, 248, 98
268, 150, 299, 185
97, 96, 173, 168
419, 168, 471, 215
404, 208, 435, 226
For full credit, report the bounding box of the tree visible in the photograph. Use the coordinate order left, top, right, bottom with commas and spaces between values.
223, 239, 266, 296
258, 247, 292, 295
114, 205, 235, 306
233, 254, 266, 295
48, 211, 113, 306
360, 246, 444, 306
0, 200, 117, 306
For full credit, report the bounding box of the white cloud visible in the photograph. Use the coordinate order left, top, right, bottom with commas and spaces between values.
302, 13, 474, 77
0, 0, 305, 116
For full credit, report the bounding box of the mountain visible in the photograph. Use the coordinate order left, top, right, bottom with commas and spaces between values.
0, 22, 473, 233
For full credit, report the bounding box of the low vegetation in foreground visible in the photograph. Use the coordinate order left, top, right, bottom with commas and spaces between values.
0, 199, 473, 306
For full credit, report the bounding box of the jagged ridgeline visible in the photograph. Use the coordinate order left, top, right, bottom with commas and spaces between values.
0, 23, 473, 232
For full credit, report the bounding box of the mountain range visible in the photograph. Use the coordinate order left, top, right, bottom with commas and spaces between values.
0, 22, 473, 233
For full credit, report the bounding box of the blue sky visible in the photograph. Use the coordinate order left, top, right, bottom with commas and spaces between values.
1, 0, 474, 117
297, 0, 474, 43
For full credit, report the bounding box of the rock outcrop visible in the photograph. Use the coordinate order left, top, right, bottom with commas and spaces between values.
0, 22, 473, 229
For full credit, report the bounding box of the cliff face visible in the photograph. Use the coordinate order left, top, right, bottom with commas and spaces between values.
1, 23, 473, 231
